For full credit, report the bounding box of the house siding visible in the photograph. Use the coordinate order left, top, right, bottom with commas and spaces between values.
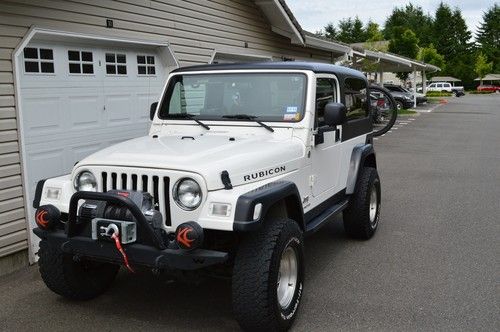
0, 0, 334, 261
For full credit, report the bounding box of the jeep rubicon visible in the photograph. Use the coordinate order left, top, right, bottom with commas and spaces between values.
33, 62, 381, 331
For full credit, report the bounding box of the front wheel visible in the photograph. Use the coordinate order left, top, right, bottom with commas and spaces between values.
232, 218, 304, 331
38, 239, 119, 300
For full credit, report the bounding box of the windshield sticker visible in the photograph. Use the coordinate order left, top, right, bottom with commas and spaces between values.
286, 106, 298, 113
283, 113, 300, 121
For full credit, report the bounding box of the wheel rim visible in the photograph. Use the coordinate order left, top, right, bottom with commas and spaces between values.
396, 102, 402, 110
277, 245, 298, 309
369, 184, 378, 228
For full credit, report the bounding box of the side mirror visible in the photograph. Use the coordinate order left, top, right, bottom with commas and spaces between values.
324, 102, 347, 126
150, 102, 158, 121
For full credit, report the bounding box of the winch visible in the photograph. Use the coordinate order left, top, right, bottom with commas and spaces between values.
77, 190, 163, 244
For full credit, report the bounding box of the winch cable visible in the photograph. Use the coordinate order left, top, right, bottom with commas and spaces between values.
108, 228, 135, 273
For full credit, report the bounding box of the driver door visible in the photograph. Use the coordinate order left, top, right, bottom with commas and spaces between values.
310, 75, 343, 198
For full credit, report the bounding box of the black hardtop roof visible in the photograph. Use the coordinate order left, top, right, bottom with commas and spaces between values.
171, 61, 366, 80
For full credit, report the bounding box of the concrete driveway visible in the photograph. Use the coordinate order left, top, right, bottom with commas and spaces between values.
1, 94, 499, 331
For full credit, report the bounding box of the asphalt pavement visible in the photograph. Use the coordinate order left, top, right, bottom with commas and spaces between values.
0, 94, 498, 331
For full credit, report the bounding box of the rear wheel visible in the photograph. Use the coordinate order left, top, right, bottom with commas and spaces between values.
232, 218, 304, 331
38, 239, 119, 300
343, 167, 381, 239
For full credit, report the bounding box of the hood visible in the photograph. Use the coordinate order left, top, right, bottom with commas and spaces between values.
77, 133, 305, 190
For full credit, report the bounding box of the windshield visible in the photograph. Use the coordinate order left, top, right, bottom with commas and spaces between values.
159, 73, 307, 122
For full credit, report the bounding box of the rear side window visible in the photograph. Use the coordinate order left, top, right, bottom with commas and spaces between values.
344, 77, 368, 121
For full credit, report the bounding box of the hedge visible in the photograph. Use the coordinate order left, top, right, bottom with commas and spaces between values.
426, 91, 453, 97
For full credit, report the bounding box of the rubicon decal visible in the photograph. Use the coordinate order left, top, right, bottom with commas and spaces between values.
243, 166, 286, 182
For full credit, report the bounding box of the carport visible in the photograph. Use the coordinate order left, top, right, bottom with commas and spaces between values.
430, 76, 461, 86
351, 49, 440, 106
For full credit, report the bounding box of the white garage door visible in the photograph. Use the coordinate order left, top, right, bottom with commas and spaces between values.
19, 40, 168, 252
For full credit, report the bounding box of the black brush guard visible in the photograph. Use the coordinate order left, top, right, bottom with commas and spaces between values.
33, 191, 228, 270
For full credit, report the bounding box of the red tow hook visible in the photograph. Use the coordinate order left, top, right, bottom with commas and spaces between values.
103, 225, 134, 273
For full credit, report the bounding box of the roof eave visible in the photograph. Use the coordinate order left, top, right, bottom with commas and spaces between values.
304, 34, 352, 56
254, 0, 305, 46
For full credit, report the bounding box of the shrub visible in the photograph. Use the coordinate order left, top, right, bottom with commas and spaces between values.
468, 90, 495, 94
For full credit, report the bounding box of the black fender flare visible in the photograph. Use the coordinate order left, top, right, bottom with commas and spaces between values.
233, 181, 304, 232
346, 144, 376, 195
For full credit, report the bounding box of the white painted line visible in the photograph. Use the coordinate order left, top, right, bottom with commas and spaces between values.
381, 134, 386, 137
374, 138, 379, 140
400, 122, 409, 125
392, 127, 399, 130
388, 130, 392, 133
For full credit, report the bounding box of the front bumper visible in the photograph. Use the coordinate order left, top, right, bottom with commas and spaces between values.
34, 228, 228, 270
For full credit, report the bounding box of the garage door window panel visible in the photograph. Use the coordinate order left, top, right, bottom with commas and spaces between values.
106, 53, 127, 75
137, 55, 156, 76
23, 47, 55, 74
68, 50, 94, 75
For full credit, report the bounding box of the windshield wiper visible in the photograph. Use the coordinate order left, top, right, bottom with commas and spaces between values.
167, 113, 210, 130
222, 114, 274, 132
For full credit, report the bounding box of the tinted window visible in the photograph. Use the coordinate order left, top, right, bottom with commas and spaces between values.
344, 77, 368, 121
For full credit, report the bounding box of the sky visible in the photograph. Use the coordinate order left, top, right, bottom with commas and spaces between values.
286, 0, 496, 37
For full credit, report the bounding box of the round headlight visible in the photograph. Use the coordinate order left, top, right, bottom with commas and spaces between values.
74, 171, 97, 192
173, 178, 202, 210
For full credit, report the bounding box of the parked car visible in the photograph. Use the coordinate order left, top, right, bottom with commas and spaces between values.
477, 84, 500, 92
426, 82, 465, 96
32, 62, 381, 331
383, 83, 417, 109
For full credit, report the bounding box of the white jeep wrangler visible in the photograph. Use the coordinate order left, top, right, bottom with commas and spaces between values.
33, 62, 381, 331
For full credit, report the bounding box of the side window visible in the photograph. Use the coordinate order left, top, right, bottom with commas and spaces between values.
137, 55, 156, 76
344, 77, 368, 121
437, 83, 443, 88
68, 50, 94, 74
105, 53, 127, 75
23, 47, 54, 73
315, 78, 337, 127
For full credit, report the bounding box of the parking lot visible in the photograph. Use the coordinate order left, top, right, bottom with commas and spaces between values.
0, 94, 498, 331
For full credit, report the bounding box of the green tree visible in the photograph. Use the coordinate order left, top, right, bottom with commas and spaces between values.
432, 3, 456, 58
388, 28, 419, 58
476, 4, 500, 72
384, 3, 434, 46
365, 21, 384, 42
474, 52, 493, 84
323, 23, 337, 40
433, 4, 473, 61
333, 16, 366, 43
418, 44, 445, 75
388, 28, 419, 81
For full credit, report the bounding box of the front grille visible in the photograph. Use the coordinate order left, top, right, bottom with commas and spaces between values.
100, 171, 171, 226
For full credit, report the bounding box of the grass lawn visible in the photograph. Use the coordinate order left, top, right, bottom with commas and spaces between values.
399, 109, 418, 115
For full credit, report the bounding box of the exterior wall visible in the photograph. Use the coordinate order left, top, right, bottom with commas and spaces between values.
0, 0, 334, 266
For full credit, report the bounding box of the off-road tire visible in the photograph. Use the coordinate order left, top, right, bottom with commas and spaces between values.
343, 167, 381, 240
232, 218, 304, 331
38, 239, 119, 300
